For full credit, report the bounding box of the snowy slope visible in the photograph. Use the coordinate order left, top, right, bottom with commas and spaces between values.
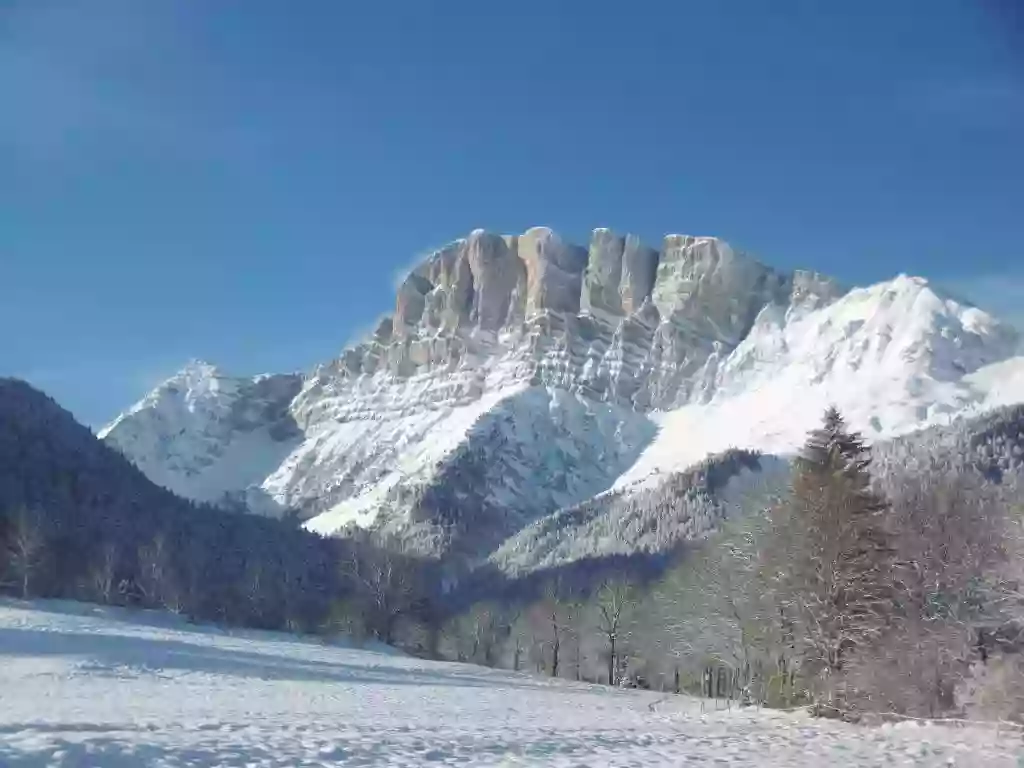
1, 600, 1019, 767
302, 384, 656, 556
615, 276, 1023, 489
99, 228, 1024, 562
99, 361, 303, 510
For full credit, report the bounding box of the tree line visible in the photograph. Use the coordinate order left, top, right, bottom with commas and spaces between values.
433, 407, 1024, 722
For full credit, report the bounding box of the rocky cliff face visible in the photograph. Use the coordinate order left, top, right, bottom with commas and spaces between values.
100, 227, 1024, 567
328, 227, 843, 412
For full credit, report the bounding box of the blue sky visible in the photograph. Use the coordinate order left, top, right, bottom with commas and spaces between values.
2, 0, 1023, 426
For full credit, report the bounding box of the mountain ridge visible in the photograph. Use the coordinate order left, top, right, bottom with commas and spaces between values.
98, 226, 1024, 565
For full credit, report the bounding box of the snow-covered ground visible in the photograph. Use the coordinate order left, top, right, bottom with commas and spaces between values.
1, 601, 1021, 766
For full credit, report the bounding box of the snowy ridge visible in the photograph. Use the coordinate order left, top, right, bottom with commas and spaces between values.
100, 361, 303, 509
99, 228, 1024, 564
614, 275, 1023, 489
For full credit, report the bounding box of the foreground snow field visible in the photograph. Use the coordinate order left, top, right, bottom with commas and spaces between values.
1, 601, 1021, 767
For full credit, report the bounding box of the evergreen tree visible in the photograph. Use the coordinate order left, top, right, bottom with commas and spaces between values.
799, 406, 873, 478
770, 407, 896, 703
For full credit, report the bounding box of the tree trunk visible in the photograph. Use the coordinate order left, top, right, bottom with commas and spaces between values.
608, 636, 616, 687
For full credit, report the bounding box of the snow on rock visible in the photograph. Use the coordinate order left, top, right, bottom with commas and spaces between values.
2, 600, 1020, 767
99, 229, 1024, 563
99, 361, 303, 510
965, 356, 1024, 410
303, 383, 656, 556
615, 275, 1023, 488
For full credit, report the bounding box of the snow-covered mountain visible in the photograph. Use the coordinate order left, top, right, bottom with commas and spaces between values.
492, 402, 1024, 576
98, 363, 303, 510
100, 227, 1024, 563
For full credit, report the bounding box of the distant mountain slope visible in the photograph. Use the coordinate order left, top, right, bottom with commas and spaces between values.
99, 362, 303, 511
493, 404, 1024, 576
99, 227, 1024, 564
490, 450, 789, 576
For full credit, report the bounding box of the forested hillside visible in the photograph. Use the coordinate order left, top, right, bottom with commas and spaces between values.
873, 403, 1024, 483
490, 450, 788, 575
0, 378, 436, 641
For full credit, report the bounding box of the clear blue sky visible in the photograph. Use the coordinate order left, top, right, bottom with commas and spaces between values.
2, 0, 1023, 426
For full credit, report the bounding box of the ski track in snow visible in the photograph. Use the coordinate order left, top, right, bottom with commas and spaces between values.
2, 602, 1022, 766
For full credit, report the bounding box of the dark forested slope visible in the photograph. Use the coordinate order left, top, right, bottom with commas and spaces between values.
0, 378, 343, 629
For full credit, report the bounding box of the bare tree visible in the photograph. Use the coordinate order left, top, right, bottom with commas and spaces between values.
961, 652, 1024, 724
471, 603, 509, 667
594, 578, 637, 686
439, 603, 507, 666
843, 610, 974, 717
342, 535, 420, 645
849, 470, 1024, 718
7, 506, 46, 598
563, 598, 585, 681
179, 537, 208, 620
244, 559, 266, 624
651, 509, 783, 703
506, 609, 531, 672
281, 560, 300, 632
441, 613, 476, 662
137, 533, 182, 613
324, 596, 371, 644
531, 583, 575, 677
88, 541, 119, 605
888, 472, 1013, 624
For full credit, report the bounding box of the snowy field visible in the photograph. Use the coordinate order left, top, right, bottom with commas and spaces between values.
1, 601, 1022, 767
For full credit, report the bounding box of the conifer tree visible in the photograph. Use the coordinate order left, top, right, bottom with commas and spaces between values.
769, 407, 896, 703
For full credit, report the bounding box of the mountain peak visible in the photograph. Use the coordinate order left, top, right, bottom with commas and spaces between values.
174, 359, 221, 380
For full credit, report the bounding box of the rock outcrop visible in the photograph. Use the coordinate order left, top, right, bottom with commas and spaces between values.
332, 227, 844, 411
